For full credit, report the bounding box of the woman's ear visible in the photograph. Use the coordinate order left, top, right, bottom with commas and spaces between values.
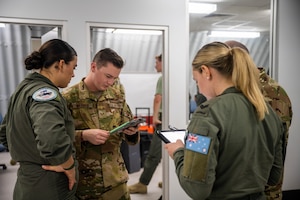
201, 65, 211, 78
57, 60, 65, 70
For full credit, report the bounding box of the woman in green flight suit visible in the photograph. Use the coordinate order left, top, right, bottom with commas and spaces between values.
165, 42, 284, 200
0, 39, 78, 200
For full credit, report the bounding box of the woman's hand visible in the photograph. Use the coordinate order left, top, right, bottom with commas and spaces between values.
42, 164, 76, 190
165, 139, 184, 159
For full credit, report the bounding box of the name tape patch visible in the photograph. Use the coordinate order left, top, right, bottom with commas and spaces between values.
32, 88, 57, 101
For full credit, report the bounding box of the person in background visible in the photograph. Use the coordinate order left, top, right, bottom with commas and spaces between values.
189, 93, 197, 119
190, 85, 208, 118
0, 113, 5, 152
225, 40, 293, 200
194, 86, 207, 106
62, 48, 139, 200
165, 41, 284, 200
0, 39, 78, 200
128, 54, 163, 194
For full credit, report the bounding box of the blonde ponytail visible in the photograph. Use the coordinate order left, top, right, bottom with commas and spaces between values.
231, 48, 268, 120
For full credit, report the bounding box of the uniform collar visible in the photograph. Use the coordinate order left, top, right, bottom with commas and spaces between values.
219, 86, 241, 96
26, 72, 57, 89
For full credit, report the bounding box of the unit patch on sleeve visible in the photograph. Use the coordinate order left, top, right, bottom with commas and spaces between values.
32, 88, 57, 101
185, 133, 211, 155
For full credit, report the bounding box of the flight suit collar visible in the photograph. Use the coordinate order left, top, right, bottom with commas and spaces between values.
26, 72, 58, 89
218, 86, 241, 96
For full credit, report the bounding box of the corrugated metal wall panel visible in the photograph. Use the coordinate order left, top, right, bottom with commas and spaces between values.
188, 31, 270, 95
91, 30, 163, 73
0, 24, 30, 116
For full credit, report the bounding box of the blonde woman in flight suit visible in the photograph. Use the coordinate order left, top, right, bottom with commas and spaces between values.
165, 42, 284, 200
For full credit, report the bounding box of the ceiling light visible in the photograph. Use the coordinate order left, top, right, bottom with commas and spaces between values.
0, 23, 5, 28
189, 2, 217, 14
106, 28, 162, 35
208, 31, 260, 38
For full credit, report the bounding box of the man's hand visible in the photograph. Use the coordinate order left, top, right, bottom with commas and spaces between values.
123, 126, 139, 136
153, 117, 162, 127
82, 129, 110, 145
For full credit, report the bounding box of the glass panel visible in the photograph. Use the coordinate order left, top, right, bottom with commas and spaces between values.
90, 27, 163, 73
189, 0, 271, 116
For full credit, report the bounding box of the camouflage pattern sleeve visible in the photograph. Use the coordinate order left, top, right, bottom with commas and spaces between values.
259, 69, 292, 122
117, 79, 140, 145
259, 68, 293, 200
259, 68, 293, 141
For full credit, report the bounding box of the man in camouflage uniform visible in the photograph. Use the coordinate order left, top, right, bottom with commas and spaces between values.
259, 67, 292, 200
225, 40, 293, 200
62, 48, 140, 200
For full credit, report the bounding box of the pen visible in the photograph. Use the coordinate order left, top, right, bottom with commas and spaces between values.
168, 125, 178, 131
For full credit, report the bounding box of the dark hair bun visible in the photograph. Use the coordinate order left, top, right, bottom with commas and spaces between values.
24, 51, 43, 70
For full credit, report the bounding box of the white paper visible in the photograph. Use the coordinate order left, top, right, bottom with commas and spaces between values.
160, 130, 186, 143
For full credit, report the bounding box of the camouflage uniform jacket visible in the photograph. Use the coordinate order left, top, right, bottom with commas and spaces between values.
259, 68, 292, 142
259, 68, 293, 200
62, 78, 139, 197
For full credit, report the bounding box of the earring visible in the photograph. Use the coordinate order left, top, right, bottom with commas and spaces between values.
206, 76, 210, 80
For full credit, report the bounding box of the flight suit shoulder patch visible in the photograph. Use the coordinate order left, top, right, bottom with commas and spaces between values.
32, 87, 58, 101
185, 132, 211, 155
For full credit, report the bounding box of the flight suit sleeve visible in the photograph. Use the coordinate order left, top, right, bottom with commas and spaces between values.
29, 99, 73, 165
172, 110, 219, 199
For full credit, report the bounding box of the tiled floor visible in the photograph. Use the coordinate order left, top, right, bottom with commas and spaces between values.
0, 151, 162, 200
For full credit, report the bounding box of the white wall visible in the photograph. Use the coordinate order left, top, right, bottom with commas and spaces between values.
0, 0, 189, 199
119, 73, 160, 116
276, 0, 300, 191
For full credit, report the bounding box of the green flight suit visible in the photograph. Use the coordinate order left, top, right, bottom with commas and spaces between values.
173, 87, 284, 200
0, 72, 77, 200
139, 75, 162, 185
62, 78, 139, 200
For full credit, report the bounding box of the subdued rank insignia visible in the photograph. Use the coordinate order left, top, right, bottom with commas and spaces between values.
185, 133, 211, 155
32, 88, 57, 101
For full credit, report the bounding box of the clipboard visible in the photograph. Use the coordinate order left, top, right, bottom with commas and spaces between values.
156, 129, 186, 143
110, 118, 146, 135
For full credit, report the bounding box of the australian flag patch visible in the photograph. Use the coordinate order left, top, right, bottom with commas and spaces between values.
185, 133, 211, 155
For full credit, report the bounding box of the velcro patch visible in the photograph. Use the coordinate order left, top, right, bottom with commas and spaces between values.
185, 133, 211, 155
32, 88, 57, 101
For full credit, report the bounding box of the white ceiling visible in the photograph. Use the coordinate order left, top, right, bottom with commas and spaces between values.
189, 0, 271, 33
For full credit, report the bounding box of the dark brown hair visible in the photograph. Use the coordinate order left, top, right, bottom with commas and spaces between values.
155, 54, 162, 62
24, 39, 77, 70
93, 48, 124, 69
